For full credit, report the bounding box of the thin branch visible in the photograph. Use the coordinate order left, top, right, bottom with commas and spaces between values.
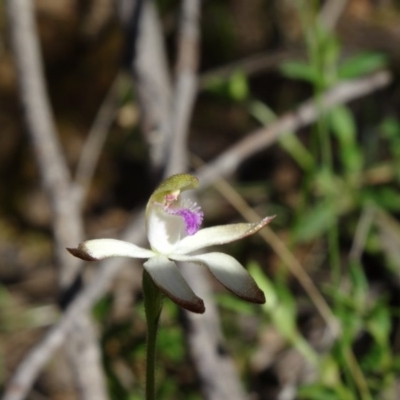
3, 68, 392, 400
2, 213, 146, 400
165, 0, 201, 176
165, 2, 246, 398
197, 70, 392, 189
6, 0, 81, 279
319, 0, 348, 31
198, 49, 302, 90
119, 0, 172, 171
74, 73, 122, 206
5, 0, 107, 399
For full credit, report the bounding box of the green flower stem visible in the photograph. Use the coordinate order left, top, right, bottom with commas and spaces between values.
142, 270, 163, 400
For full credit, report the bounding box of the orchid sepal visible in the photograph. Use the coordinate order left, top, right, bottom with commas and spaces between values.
67, 238, 155, 261
144, 255, 205, 313
171, 253, 265, 304
174, 215, 275, 255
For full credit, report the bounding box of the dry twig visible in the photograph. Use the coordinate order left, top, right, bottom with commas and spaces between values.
74, 73, 122, 206
5, 0, 107, 399
165, 0, 201, 176
3, 211, 145, 400
197, 70, 392, 189
199, 49, 301, 90
119, 0, 172, 170
319, 0, 348, 31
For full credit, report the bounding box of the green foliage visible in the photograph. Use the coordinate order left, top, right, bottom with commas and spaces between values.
249, 3, 398, 399
381, 117, 400, 179
299, 383, 357, 400
205, 69, 249, 102
247, 256, 397, 400
200, 3, 397, 398
228, 70, 250, 102
249, 262, 318, 365
363, 187, 400, 211
280, 61, 319, 84
338, 53, 388, 80
96, 295, 201, 400
329, 106, 363, 174
293, 199, 338, 242
249, 100, 316, 171
216, 293, 259, 315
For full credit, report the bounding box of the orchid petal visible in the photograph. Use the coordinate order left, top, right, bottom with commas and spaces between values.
171, 253, 265, 304
174, 216, 275, 255
146, 206, 185, 254
67, 239, 155, 261
143, 255, 205, 313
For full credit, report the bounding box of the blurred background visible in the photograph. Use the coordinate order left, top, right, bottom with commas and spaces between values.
1, 0, 400, 399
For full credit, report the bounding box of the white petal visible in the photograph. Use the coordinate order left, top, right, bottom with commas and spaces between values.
174, 216, 275, 255
143, 255, 205, 313
171, 253, 265, 304
146, 206, 185, 254
67, 239, 155, 261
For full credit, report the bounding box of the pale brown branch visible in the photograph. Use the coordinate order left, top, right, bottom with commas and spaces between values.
119, 0, 172, 170
3, 213, 146, 400
198, 49, 302, 90
6, 0, 81, 278
5, 0, 107, 399
74, 73, 122, 206
319, 0, 348, 31
197, 70, 392, 189
166, 2, 246, 398
165, 0, 201, 176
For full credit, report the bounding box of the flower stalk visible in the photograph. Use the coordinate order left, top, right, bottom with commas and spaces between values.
67, 173, 275, 398
142, 270, 163, 400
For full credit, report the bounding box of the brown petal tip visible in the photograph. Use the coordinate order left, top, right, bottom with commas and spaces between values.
162, 291, 205, 314
236, 287, 266, 305
66, 246, 97, 261
184, 299, 206, 314
252, 289, 266, 304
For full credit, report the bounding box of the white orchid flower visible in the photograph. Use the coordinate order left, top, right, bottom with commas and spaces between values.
68, 174, 274, 313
